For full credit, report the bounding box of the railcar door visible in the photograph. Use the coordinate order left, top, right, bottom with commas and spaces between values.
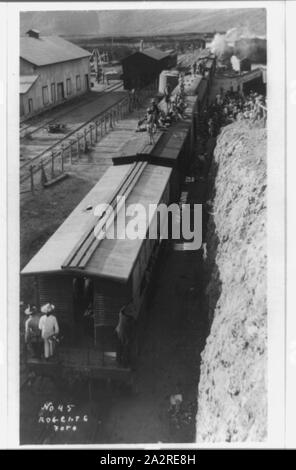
72, 276, 94, 345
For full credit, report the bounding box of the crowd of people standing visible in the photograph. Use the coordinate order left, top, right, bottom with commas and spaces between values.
199, 88, 267, 142
191, 88, 267, 181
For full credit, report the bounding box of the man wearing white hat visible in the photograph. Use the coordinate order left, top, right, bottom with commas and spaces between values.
39, 302, 59, 359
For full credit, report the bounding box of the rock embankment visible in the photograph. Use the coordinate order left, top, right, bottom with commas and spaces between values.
196, 121, 267, 442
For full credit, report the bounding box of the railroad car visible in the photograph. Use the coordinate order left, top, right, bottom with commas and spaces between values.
21, 67, 212, 383
22, 162, 173, 383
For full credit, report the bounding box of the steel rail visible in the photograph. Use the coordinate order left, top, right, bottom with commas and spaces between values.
20, 82, 122, 137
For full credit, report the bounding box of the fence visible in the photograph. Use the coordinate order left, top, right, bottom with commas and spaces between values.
22, 96, 130, 194
22, 81, 159, 194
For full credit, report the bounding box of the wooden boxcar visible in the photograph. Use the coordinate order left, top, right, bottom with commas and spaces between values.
22, 163, 173, 380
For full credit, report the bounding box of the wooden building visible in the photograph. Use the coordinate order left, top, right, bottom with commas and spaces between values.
20, 30, 91, 118
121, 47, 177, 90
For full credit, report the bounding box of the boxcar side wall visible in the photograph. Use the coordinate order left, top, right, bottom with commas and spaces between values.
131, 179, 171, 314
93, 278, 131, 328
37, 274, 74, 329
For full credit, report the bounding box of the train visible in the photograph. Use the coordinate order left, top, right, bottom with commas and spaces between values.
21, 56, 216, 385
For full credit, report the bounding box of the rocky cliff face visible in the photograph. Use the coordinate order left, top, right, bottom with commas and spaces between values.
196, 121, 267, 442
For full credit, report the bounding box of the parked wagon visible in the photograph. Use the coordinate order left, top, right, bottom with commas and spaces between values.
47, 122, 67, 133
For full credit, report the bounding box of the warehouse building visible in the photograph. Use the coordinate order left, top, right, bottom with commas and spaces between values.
20, 29, 91, 117
121, 42, 177, 90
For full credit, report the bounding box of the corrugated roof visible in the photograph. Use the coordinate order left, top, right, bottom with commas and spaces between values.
20, 75, 38, 94
20, 35, 91, 67
21, 164, 172, 281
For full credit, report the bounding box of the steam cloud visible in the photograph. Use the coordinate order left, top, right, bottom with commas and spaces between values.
210, 27, 266, 64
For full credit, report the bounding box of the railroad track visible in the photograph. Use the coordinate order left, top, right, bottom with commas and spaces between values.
20, 93, 128, 185
20, 82, 123, 139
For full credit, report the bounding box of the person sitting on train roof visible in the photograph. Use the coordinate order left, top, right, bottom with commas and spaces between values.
136, 115, 147, 132
170, 97, 184, 121
158, 114, 171, 129
150, 99, 161, 126
39, 302, 59, 360
25, 304, 42, 359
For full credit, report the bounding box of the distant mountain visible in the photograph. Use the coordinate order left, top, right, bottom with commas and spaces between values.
20, 9, 266, 38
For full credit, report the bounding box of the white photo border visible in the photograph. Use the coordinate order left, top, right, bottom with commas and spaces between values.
3, 0, 288, 449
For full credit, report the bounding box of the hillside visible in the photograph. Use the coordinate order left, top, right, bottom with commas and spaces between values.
20, 8, 266, 37
196, 121, 267, 442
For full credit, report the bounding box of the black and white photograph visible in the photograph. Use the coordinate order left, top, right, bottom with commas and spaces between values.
0, 0, 293, 450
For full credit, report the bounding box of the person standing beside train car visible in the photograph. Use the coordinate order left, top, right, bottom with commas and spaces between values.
24, 304, 42, 359
39, 302, 59, 360
115, 302, 136, 367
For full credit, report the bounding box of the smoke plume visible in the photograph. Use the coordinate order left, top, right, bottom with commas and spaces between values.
210, 26, 266, 65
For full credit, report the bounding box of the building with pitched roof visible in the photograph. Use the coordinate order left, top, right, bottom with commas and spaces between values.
20, 29, 91, 117
121, 42, 177, 90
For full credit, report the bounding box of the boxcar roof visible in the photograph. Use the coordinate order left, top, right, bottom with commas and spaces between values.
151, 120, 190, 162
21, 164, 172, 282
154, 95, 196, 162
166, 75, 203, 98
